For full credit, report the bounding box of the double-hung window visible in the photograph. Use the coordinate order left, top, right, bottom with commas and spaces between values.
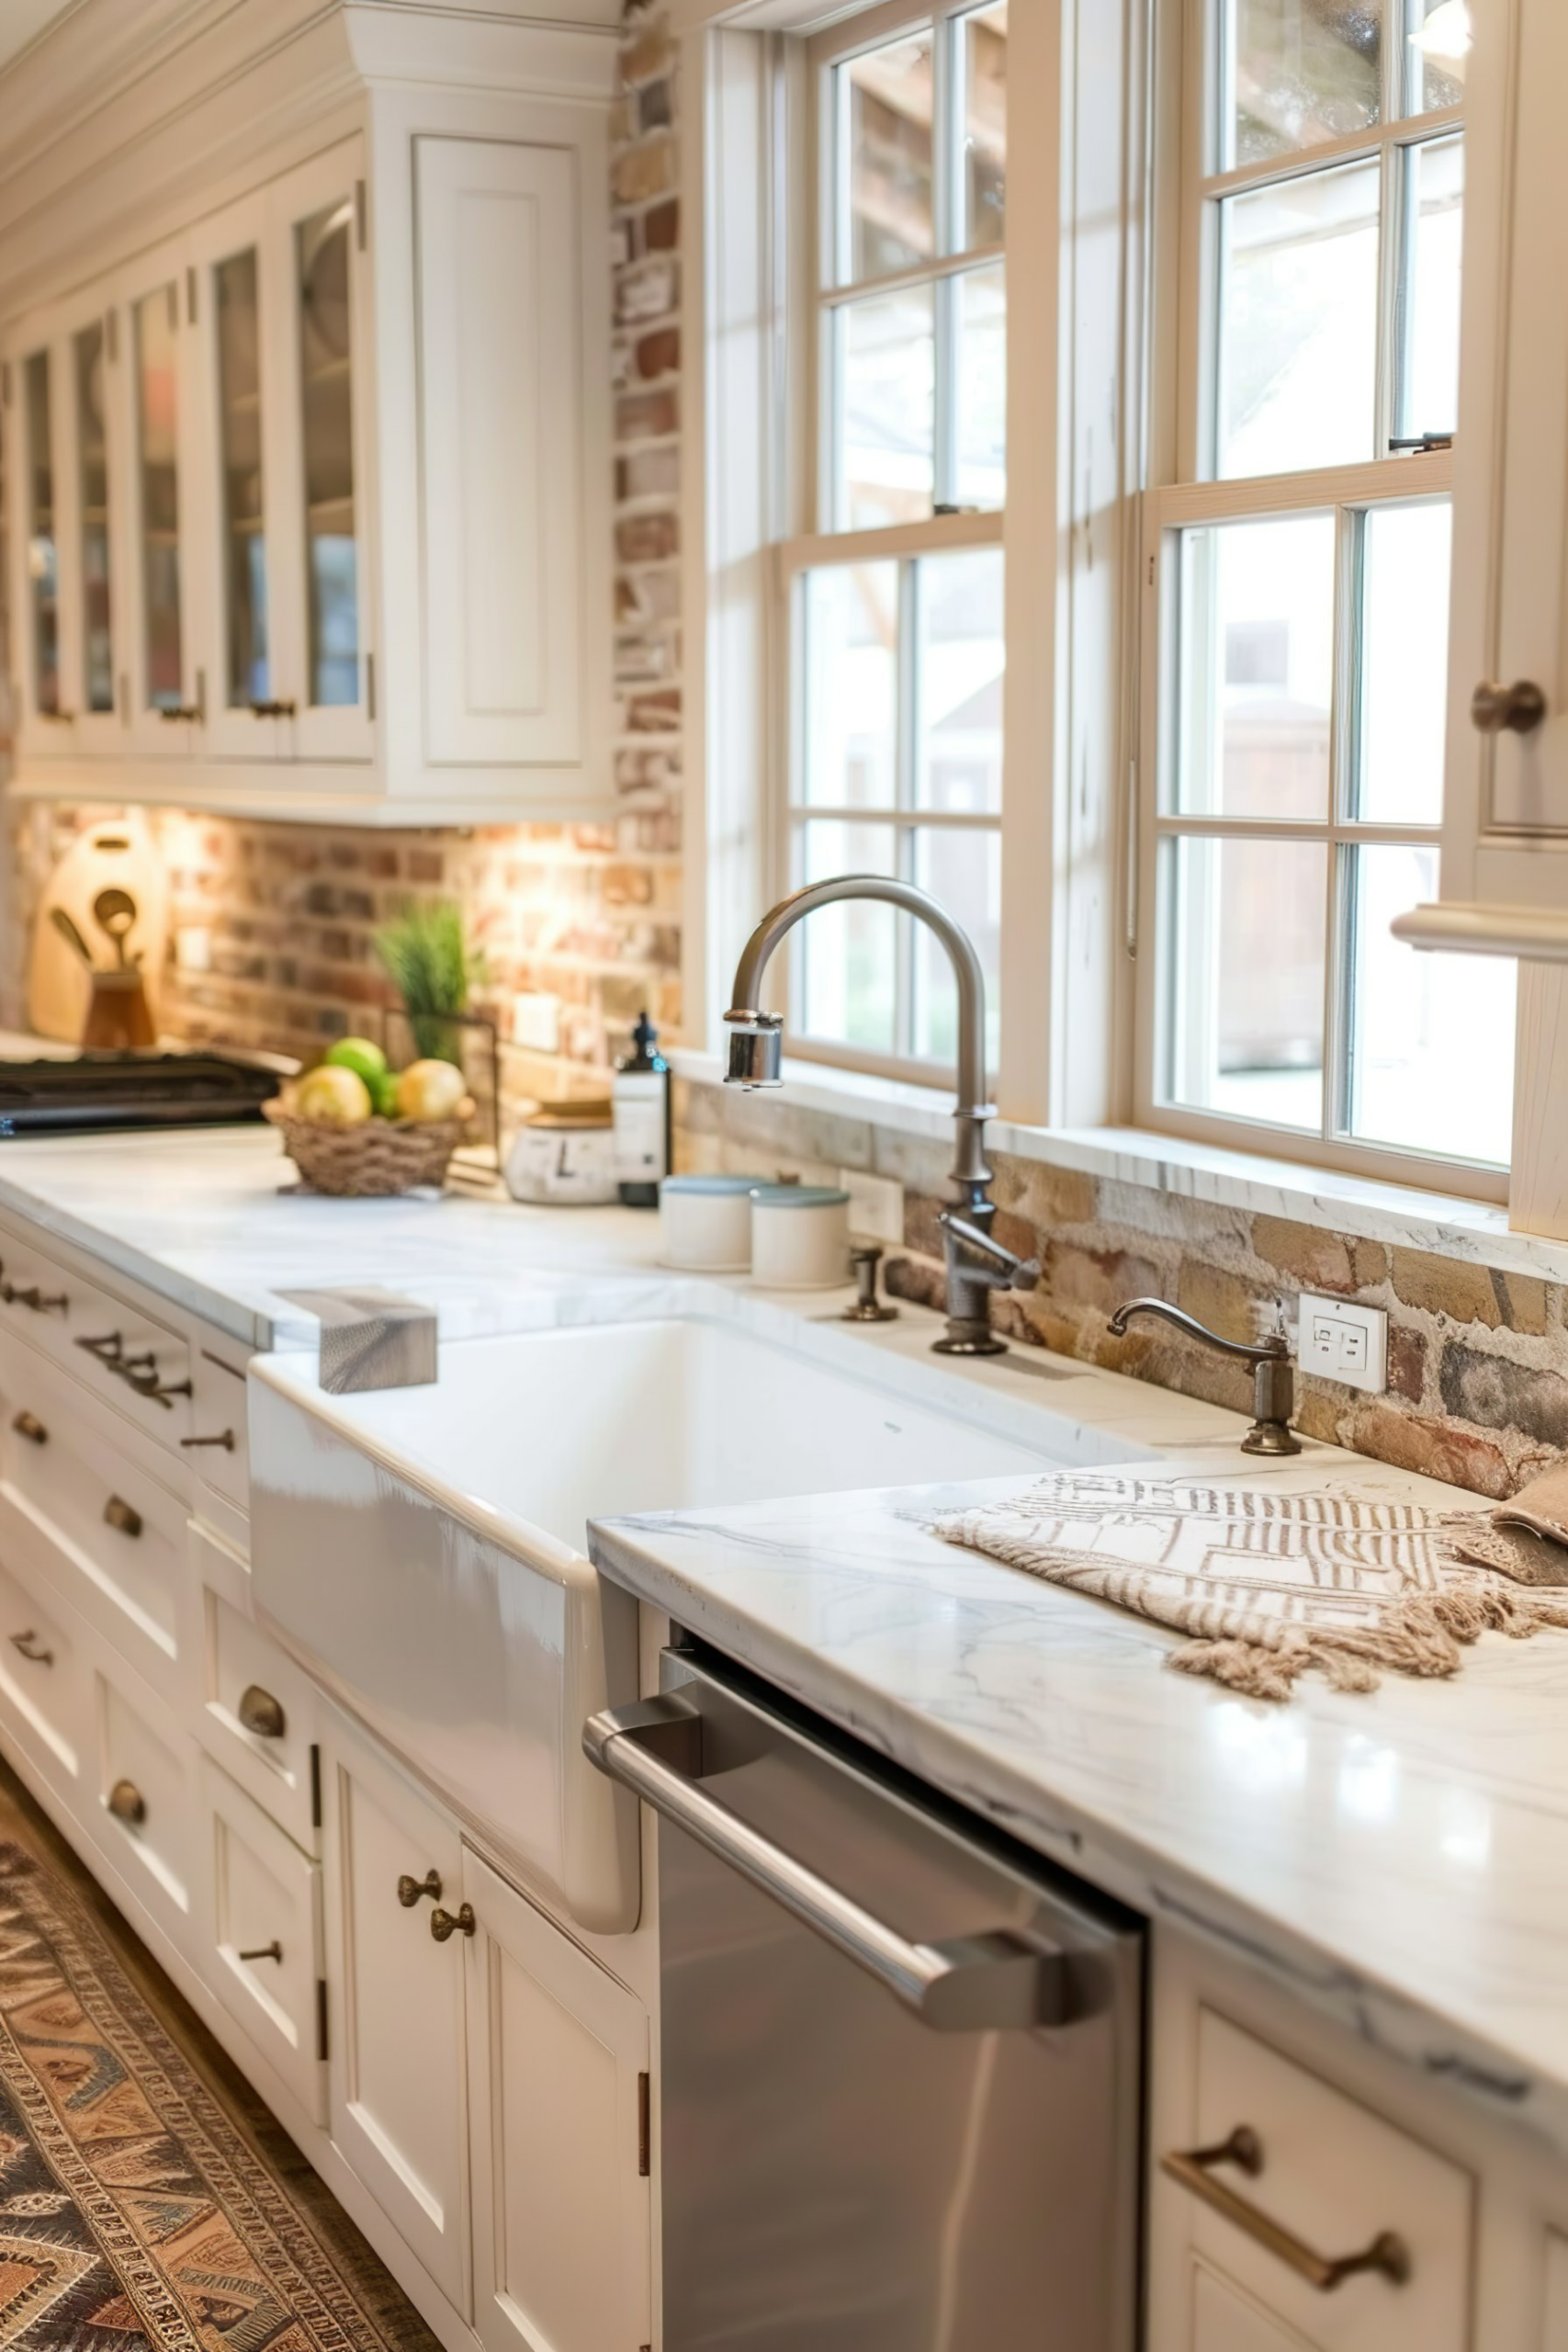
1138, 0, 1515, 1190
780, 1, 1008, 1080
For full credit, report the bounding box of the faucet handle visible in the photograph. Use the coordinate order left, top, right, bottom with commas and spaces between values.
841, 1245, 898, 1323
937, 1210, 1041, 1290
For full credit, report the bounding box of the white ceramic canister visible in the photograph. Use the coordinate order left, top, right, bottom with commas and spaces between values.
659, 1174, 766, 1271
504, 1102, 620, 1205
749, 1183, 852, 1290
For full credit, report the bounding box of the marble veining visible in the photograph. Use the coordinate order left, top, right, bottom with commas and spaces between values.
591, 1443, 1568, 2164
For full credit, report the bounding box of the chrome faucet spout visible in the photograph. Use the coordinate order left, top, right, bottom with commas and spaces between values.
725, 875, 1023, 1355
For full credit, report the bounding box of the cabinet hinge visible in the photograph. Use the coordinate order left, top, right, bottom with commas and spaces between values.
316, 1978, 330, 2063
637, 2071, 650, 2177
310, 1743, 322, 1831
366, 650, 375, 720
186, 266, 197, 326
355, 177, 367, 252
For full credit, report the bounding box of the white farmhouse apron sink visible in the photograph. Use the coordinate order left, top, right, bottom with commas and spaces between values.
248, 1308, 1102, 1935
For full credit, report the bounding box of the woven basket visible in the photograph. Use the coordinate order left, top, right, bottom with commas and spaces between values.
263, 1097, 473, 1198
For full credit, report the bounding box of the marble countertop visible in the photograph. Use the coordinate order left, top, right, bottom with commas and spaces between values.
6, 1120, 1565, 2167
0, 1125, 681, 1348
592, 1446, 1568, 2165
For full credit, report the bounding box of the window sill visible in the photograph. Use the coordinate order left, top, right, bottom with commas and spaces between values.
670, 1046, 1557, 1281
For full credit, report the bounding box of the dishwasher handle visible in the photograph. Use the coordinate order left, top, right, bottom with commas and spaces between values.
585, 1695, 1066, 2033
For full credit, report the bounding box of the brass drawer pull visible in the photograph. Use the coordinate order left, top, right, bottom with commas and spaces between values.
9, 1630, 53, 1667
237, 1685, 286, 1740
124, 1368, 192, 1408
107, 1778, 146, 1827
3, 1285, 66, 1314
430, 1903, 476, 1943
250, 698, 297, 719
398, 1869, 442, 1908
11, 1411, 47, 1446
104, 1495, 142, 1540
238, 1941, 283, 1964
180, 1430, 237, 1452
77, 1332, 124, 1362
1162, 2127, 1412, 2292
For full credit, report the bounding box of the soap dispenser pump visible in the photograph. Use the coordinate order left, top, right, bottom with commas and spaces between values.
614, 1010, 671, 1207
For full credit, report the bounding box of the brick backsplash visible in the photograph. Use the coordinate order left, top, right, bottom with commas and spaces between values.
0, 2, 685, 1117
675, 1077, 1568, 1501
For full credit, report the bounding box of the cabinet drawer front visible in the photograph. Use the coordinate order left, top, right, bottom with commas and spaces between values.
1184, 2010, 1472, 2352
198, 1758, 325, 2121
0, 1553, 91, 1792
1191, 2263, 1314, 2352
188, 1347, 249, 1510
96, 1663, 195, 1939
198, 1586, 318, 1854
0, 1236, 191, 1444
0, 1347, 186, 1690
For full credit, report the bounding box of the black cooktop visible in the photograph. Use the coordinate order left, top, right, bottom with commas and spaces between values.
0, 1052, 284, 1136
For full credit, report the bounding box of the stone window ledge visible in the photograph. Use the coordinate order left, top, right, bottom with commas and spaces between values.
670, 1046, 1561, 1284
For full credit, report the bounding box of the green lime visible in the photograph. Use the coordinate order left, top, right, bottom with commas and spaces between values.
324, 1036, 388, 1090
371, 1069, 402, 1120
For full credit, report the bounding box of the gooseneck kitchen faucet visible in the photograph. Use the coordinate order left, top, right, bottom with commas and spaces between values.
724, 876, 1039, 1355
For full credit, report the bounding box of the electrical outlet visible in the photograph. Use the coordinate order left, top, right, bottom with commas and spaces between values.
1299, 1292, 1388, 1394
840, 1168, 904, 1246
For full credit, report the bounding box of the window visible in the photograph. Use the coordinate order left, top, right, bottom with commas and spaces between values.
1139, 0, 1514, 1188
780, 1, 1008, 1080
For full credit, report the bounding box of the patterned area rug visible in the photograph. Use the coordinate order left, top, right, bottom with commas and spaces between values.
0, 1770, 438, 2350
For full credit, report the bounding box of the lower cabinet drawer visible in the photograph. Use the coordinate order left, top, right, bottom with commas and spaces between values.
0, 1551, 92, 1795
197, 1757, 326, 2122
95, 1655, 197, 1951
0, 1340, 186, 1696
1174, 2009, 1472, 2352
195, 1577, 319, 1856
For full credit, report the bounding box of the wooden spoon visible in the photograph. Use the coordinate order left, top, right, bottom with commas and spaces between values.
92, 887, 138, 969
50, 906, 96, 968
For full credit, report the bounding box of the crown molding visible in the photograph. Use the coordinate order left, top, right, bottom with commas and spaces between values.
0, 0, 617, 320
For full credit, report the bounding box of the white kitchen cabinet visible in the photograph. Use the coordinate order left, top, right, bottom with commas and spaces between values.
1547, 2234, 1568, 2352
1187, 2265, 1311, 2352
1393, 0, 1568, 958
196, 1753, 327, 2123
462, 1849, 652, 2352
0, 14, 613, 822
319, 1705, 472, 2321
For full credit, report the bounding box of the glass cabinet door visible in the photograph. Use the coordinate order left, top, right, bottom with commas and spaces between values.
132, 281, 186, 720
23, 350, 61, 721
214, 246, 269, 712
73, 319, 114, 715
296, 197, 357, 709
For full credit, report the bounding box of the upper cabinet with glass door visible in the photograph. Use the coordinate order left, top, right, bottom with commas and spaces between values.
0, 18, 614, 823
1390, 0, 1568, 956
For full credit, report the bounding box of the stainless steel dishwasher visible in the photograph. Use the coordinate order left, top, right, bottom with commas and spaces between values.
586, 1638, 1144, 2351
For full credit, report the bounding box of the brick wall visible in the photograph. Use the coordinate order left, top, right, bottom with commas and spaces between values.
0, 3, 687, 1112
676, 1079, 1568, 1501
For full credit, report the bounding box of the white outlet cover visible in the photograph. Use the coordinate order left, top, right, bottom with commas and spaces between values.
840, 1168, 904, 1246
1298, 1291, 1388, 1395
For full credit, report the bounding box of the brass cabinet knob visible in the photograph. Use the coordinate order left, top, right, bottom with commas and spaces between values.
1472, 678, 1548, 734
429, 1903, 476, 1943
103, 1495, 142, 1541
11, 1411, 47, 1446
237, 1685, 287, 1740
237, 1941, 283, 1964
107, 1779, 146, 1827
180, 1430, 237, 1452
398, 1869, 442, 1908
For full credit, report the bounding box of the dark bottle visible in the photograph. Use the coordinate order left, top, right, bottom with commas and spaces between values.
613, 1010, 671, 1208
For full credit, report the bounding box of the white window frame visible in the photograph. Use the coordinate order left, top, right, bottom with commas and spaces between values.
1131, 0, 1506, 1204
768, 0, 1007, 1091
